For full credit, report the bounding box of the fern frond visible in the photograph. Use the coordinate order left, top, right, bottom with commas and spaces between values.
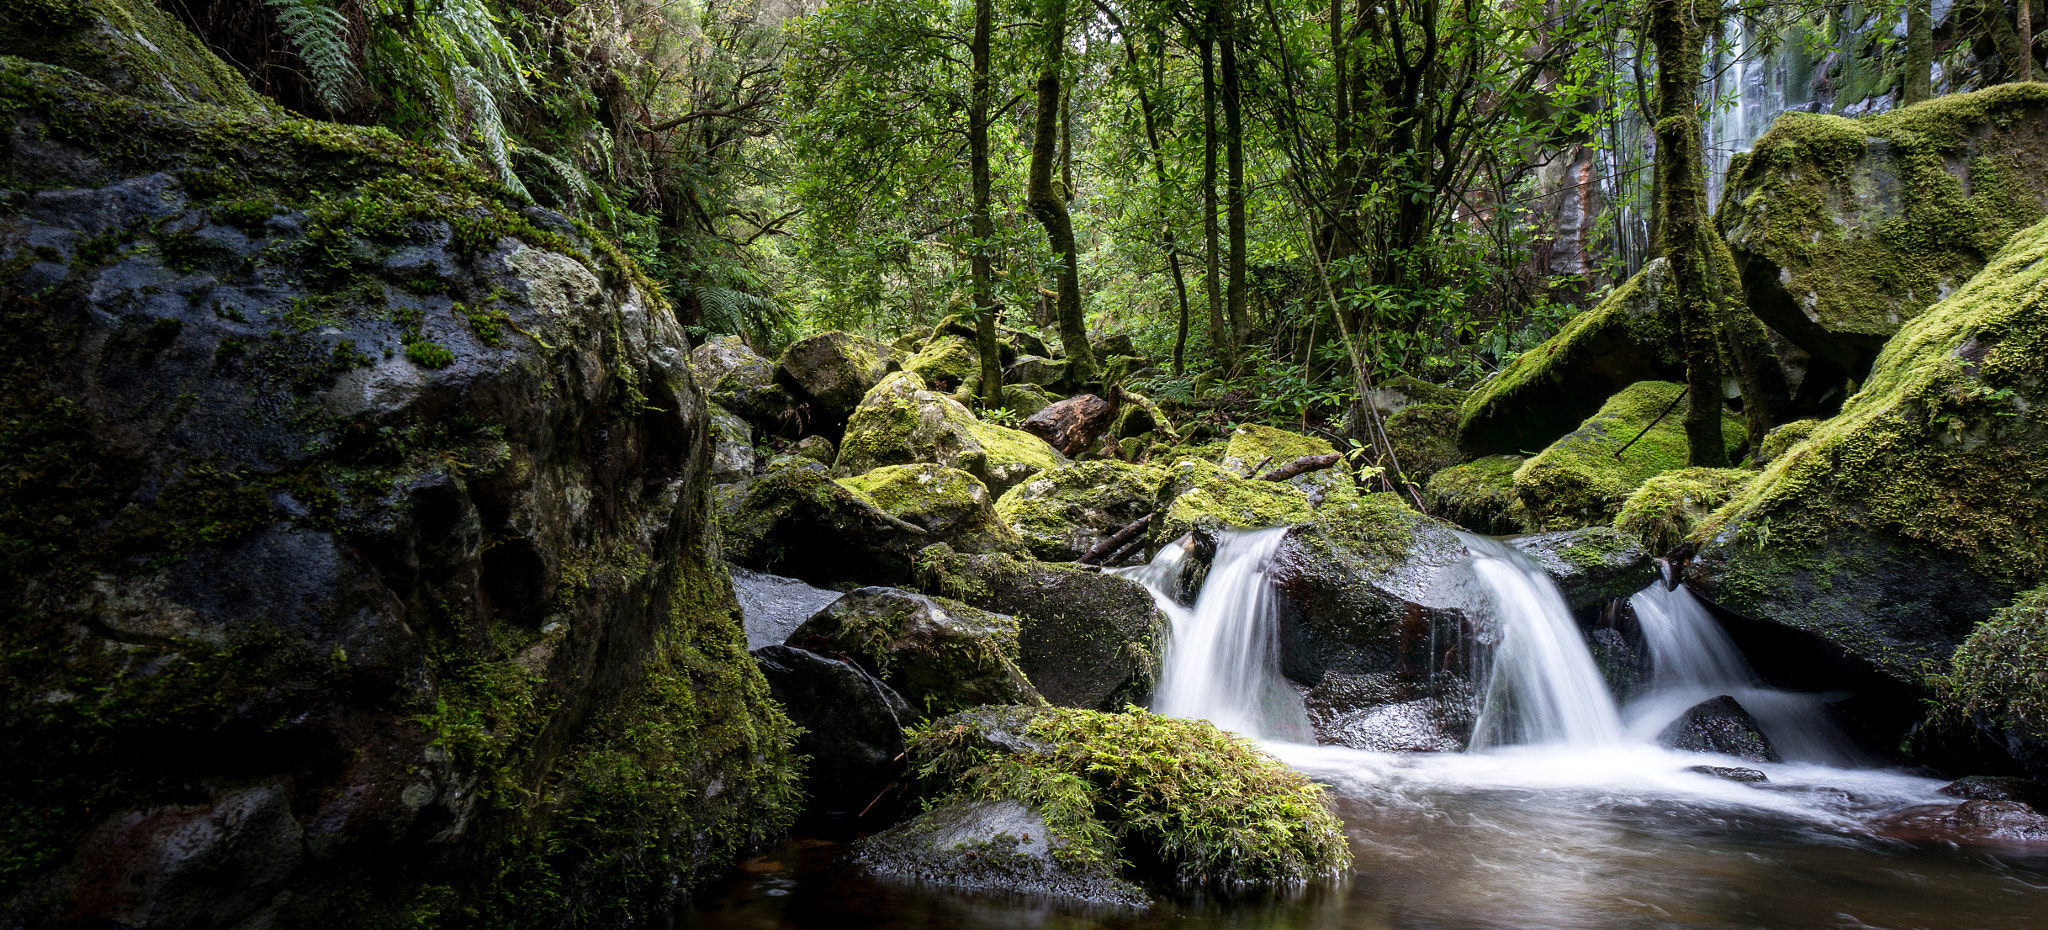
455, 65, 529, 200
265, 0, 356, 113
693, 285, 793, 346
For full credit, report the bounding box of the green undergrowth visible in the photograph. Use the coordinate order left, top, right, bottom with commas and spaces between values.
1938, 586, 2048, 748
906, 707, 1351, 889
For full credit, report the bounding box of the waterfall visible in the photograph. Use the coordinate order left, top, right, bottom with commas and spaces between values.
1117, 527, 1310, 741
1463, 535, 1625, 750
1623, 579, 1860, 764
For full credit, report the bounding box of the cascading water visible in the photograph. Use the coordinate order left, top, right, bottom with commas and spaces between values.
1462, 534, 1625, 749
1117, 527, 1311, 741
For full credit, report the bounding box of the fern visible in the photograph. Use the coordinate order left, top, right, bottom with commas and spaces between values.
265, 0, 357, 113
692, 285, 792, 346
456, 65, 529, 200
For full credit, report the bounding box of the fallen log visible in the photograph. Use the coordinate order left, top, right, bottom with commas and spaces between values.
1077, 511, 1154, 566
1259, 452, 1343, 483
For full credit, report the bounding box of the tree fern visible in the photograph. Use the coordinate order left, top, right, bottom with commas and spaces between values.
265, 0, 356, 113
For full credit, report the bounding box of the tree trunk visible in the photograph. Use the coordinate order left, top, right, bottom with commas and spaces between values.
972, 0, 1003, 407
1649, 0, 1728, 467
1906, 0, 1933, 103
1117, 23, 1195, 377
1199, 29, 1226, 364
2024, 0, 2036, 81
1027, 0, 1095, 385
1220, 8, 1250, 349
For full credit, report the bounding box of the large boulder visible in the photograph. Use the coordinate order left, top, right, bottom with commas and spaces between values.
1457, 261, 1685, 458
1021, 393, 1116, 456
836, 463, 1026, 557
693, 334, 796, 431
915, 545, 1168, 710
787, 588, 1044, 719
751, 645, 909, 820
1721, 84, 2048, 388
903, 333, 982, 396
0, 54, 795, 925
1686, 216, 2048, 689
993, 461, 1170, 561
836, 371, 1067, 495
1506, 527, 1657, 612
1513, 380, 1747, 531
775, 330, 899, 432
716, 465, 932, 586
1422, 454, 1528, 535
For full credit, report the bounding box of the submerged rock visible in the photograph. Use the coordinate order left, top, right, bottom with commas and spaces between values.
860, 799, 1147, 906
994, 461, 1170, 562
1688, 765, 1769, 783
836, 371, 1067, 495
731, 567, 844, 650
1423, 454, 1528, 535
915, 546, 1168, 710
1659, 696, 1782, 763
787, 588, 1044, 719
1507, 527, 1657, 612
1513, 380, 1746, 531
752, 645, 910, 819
1688, 217, 2048, 689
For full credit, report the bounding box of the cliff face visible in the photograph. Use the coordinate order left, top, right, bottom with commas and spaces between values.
0, 11, 794, 925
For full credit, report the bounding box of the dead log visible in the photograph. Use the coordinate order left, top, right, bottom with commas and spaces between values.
1021, 393, 1116, 457
1077, 511, 1153, 566
1259, 452, 1342, 483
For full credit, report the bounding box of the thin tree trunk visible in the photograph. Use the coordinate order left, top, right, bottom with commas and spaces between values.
972, 0, 1003, 407
2024, 0, 2036, 81
1110, 14, 1195, 377
1027, 0, 1095, 385
1906, 0, 1933, 103
1221, 8, 1250, 349
1199, 28, 1226, 363
1649, 0, 1728, 466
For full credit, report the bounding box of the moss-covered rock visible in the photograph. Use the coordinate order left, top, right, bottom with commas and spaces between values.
1942, 587, 2048, 780
1222, 424, 1355, 507
1722, 83, 2048, 382
993, 461, 1170, 561
1505, 527, 1657, 611
837, 463, 1025, 557
1457, 261, 1687, 458
860, 798, 1147, 906
717, 465, 933, 587
2, 0, 277, 112
1422, 454, 1528, 535
694, 334, 797, 432
1685, 215, 2048, 687
1612, 467, 1752, 554
1112, 390, 1173, 441
999, 382, 1058, 418
1155, 458, 1316, 541
1512, 380, 1748, 531
1378, 402, 1462, 486
888, 706, 1350, 893
0, 55, 795, 925
707, 402, 756, 484
836, 371, 1067, 494
1366, 374, 1468, 417
775, 330, 899, 429
1756, 417, 1821, 465
1004, 354, 1072, 392
914, 545, 1168, 710
788, 587, 1045, 719
904, 332, 982, 396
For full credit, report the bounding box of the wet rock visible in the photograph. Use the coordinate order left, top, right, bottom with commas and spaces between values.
1940, 776, 2048, 810
915, 545, 1168, 710
1687, 765, 1769, 783
1375, 402, 1462, 487
708, 402, 757, 484
993, 461, 1170, 562
1422, 454, 1528, 535
731, 568, 843, 650
776, 330, 900, 431
717, 462, 934, 587
1948, 799, 2048, 839
1611, 467, 1752, 555
1660, 696, 1782, 763
859, 799, 1147, 907
752, 645, 909, 819
1513, 380, 1746, 531
1223, 424, 1356, 507
1021, 394, 1116, 457
788, 588, 1045, 719
1299, 671, 1469, 752
837, 464, 1026, 557
1154, 459, 1316, 541
1507, 527, 1656, 612
836, 371, 1067, 495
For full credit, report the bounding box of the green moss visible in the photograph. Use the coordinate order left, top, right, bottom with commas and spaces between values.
837, 463, 1023, 554
406, 339, 455, 369
1298, 494, 1423, 576
1222, 423, 1334, 471
1378, 403, 1461, 485
907, 706, 1351, 889
1612, 467, 1753, 554
905, 333, 981, 394
0, 0, 276, 113
1158, 459, 1314, 538
1939, 586, 2048, 746
993, 461, 1169, 561
1757, 418, 1820, 464
1513, 381, 1747, 531
797, 592, 1042, 720
1423, 454, 1528, 535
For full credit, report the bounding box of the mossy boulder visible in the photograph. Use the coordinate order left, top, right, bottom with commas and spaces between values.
1612, 467, 1753, 554
716, 466, 933, 587
860, 798, 1146, 906
883, 706, 1350, 895
787, 588, 1045, 719
775, 330, 899, 430
1513, 380, 1748, 531
993, 461, 1170, 561
1685, 216, 2048, 687
0, 57, 795, 924
693, 334, 796, 431
1223, 423, 1356, 507
1000, 382, 1058, 418
707, 402, 756, 484
1378, 402, 1462, 486
1155, 458, 1317, 541
1457, 260, 1686, 458
1721, 83, 2048, 384
1943, 587, 2048, 780
836, 371, 1067, 495
1004, 355, 1071, 392
904, 333, 982, 396
1422, 454, 1528, 535
1505, 527, 1657, 611
2, 0, 277, 112
914, 545, 1168, 710
1366, 374, 1468, 417
836, 464, 1025, 557
1756, 417, 1821, 465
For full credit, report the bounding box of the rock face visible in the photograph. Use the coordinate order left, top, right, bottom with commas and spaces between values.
836, 371, 1066, 495
1021, 394, 1116, 456
731, 568, 843, 650
775, 330, 898, 432
915, 546, 1168, 710
1506, 527, 1657, 612
1457, 261, 1685, 459
1687, 217, 2048, 689
0, 51, 795, 925
1721, 84, 2048, 392
752, 645, 909, 820
837, 464, 1026, 557
1513, 380, 1747, 531
1657, 696, 1782, 763
994, 461, 1169, 561
787, 588, 1045, 719
1377, 402, 1462, 487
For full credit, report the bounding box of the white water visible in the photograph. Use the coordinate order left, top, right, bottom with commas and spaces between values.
1464, 535, 1625, 749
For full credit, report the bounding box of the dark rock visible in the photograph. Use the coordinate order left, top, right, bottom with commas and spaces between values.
1003, 355, 1068, 390
914, 545, 1168, 711
1299, 671, 1469, 752
791, 434, 836, 464
775, 330, 899, 432
1659, 695, 1782, 763
1507, 527, 1656, 612
1948, 799, 2048, 840
1940, 776, 2048, 811
731, 568, 843, 650
1422, 454, 1528, 536
1376, 402, 1462, 487
694, 335, 798, 435
788, 588, 1044, 719
1095, 332, 1137, 359
859, 799, 1147, 907
1021, 394, 1116, 457
1687, 765, 1769, 783
751, 645, 909, 819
